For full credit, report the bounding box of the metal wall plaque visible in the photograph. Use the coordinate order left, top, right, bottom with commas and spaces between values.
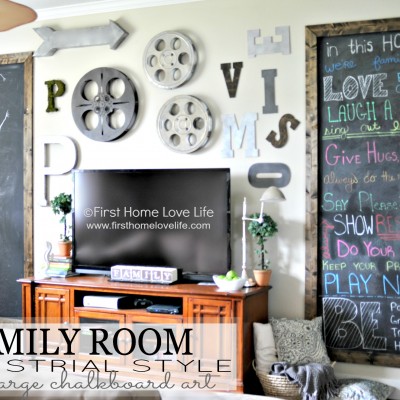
34, 20, 128, 57
143, 31, 197, 89
221, 112, 258, 158
71, 67, 139, 141
248, 163, 291, 188
157, 95, 212, 153
261, 69, 278, 114
248, 26, 291, 57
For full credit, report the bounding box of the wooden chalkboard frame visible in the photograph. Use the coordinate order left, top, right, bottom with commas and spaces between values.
305, 19, 400, 367
0, 52, 33, 278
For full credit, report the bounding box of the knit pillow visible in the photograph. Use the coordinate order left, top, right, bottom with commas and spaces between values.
270, 317, 330, 365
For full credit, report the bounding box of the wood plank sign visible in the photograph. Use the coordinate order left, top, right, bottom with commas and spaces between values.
306, 19, 400, 367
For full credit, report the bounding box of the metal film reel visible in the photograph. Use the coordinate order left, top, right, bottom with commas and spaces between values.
157, 95, 212, 153
143, 31, 197, 89
72, 67, 139, 142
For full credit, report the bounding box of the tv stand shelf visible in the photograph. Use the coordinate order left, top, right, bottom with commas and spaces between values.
18, 275, 270, 394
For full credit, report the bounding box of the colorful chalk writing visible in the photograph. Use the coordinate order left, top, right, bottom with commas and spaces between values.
318, 30, 400, 354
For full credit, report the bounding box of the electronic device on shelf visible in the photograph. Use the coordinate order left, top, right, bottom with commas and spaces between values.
72, 168, 231, 282
83, 295, 131, 310
146, 304, 182, 315
133, 298, 153, 308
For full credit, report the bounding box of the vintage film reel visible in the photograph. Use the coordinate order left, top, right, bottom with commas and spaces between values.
143, 31, 197, 89
71, 67, 139, 142
157, 95, 212, 153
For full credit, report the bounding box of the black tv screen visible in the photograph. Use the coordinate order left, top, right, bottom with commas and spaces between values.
72, 169, 231, 280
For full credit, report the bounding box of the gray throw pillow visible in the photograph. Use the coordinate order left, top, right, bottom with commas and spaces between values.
270, 316, 331, 365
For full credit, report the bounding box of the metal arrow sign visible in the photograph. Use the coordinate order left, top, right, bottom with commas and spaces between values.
34, 20, 128, 57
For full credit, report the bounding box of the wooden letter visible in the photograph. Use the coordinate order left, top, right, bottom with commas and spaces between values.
221, 62, 243, 98
267, 113, 300, 148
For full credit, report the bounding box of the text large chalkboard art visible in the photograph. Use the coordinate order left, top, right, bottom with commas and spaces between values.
0, 53, 33, 318
306, 20, 400, 367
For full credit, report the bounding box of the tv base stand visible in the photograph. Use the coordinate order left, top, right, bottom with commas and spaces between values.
18, 275, 270, 394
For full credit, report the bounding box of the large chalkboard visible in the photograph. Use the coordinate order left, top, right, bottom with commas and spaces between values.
306, 19, 400, 367
0, 53, 33, 318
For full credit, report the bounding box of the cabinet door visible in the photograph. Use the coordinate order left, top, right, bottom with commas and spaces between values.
35, 287, 70, 323
125, 314, 185, 374
187, 297, 232, 323
74, 309, 126, 366
35, 287, 71, 356
187, 297, 236, 384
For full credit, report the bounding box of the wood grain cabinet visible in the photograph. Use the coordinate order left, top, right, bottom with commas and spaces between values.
187, 297, 232, 324
35, 287, 70, 324
18, 275, 269, 394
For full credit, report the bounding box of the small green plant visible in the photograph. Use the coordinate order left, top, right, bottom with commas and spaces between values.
51, 193, 72, 241
248, 213, 278, 269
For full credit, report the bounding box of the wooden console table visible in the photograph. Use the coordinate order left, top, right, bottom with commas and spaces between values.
18, 275, 270, 393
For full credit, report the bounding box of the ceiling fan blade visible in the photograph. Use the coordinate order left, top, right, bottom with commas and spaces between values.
0, 0, 37, 32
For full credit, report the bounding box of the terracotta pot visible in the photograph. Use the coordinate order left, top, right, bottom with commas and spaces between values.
57, 241, 72, 257
253, 269, 272, 287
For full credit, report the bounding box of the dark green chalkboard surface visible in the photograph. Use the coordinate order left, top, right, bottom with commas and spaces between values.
0, 53, 33, 318
306, 19, 400, 367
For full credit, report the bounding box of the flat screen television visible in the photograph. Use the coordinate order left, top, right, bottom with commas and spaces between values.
72, 168, 231, 281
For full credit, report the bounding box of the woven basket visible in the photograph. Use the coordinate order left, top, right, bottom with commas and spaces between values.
253, 361, 301, 399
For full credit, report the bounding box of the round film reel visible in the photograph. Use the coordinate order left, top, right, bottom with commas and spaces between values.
143, 31, 197, 89
157, 95, 212, 153
71, 67, 139, 142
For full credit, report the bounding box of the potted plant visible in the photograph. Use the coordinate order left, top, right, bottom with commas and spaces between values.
248, 212, 278, 286
51, 192, 72, 257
